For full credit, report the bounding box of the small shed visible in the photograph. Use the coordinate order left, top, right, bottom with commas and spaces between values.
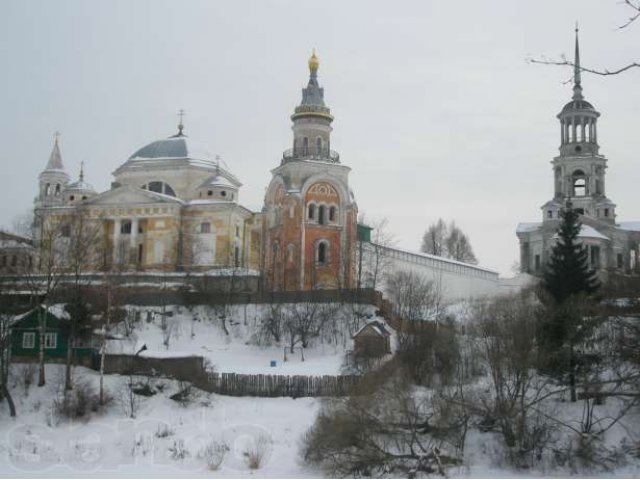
10, 305, 96, 366
353, 320, 392, 357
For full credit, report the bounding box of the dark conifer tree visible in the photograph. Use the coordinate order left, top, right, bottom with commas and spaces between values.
538, 202, 601, 401
542, 203, 600, 303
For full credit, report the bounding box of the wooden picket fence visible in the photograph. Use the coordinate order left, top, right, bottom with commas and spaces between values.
197, 371, 360, 398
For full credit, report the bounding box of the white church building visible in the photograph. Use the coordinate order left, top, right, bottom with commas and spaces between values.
517, 30, 640, 277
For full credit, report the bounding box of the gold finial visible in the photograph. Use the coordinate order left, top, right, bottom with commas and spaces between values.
308, 49, 319, 73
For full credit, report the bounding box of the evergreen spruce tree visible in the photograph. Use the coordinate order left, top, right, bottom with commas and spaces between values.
542, 203, 600, 303
538, 202, 601, 401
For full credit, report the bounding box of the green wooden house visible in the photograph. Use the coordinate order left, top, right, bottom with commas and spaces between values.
10, 305, 97, 366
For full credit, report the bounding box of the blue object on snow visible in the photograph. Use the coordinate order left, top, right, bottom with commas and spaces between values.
270, 360, 277, 367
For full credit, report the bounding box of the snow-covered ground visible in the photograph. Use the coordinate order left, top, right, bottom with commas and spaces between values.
0, 365, 322, 478
106, 303, 385, 375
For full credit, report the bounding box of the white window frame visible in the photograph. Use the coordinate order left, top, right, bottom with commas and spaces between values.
22, 332, 35, 349
44, 332, 57, 349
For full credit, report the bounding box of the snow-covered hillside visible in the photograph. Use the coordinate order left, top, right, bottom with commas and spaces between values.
105, 303, 386, 375
0, 365, 322, 478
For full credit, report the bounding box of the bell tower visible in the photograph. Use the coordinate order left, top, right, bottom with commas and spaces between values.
544, 27, 616, 224
36, 132, 70, 208
263, 52, 358, 291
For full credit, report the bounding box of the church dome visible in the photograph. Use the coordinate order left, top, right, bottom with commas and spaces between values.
65, 179, 95, 193
128, 135, 214, 164
561, 99, 595, 113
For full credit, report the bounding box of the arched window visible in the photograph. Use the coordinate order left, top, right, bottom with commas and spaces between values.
318, 205, 326, 225
143, 181, 176, 197
316, 241, 329, 265
302, 137, 309, 156
308, 204, 315, 220
287, 244, 295, 264
316, 137, 322, 155
329, 206, 337, 222
200, 222, 211, 234
45, 183, 50, 196
55, 184, 61, 196
572, 169, 586, 197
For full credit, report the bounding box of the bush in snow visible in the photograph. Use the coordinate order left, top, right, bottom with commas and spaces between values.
199, 440, 229, 471
155, 423, 174, 438
168, 438, 189, 460
52, 377, 109, 421
243, 434, 270, 470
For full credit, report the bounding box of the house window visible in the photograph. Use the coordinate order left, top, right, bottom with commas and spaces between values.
44, 332, 57, 349
22, 332, 35, 349
200, 222, 211, 234
534, 254, 540, 272
69, 195, 75, 201
302, 137, 309, 156
547, 210, 552, 219
121, 221, 132, 234
604, 208, 609, 217
617, 253, 624, 269
308, 204, 315, 220
207, 190, 213, 196
316, 137, 322, 155
61, 225, 71, 237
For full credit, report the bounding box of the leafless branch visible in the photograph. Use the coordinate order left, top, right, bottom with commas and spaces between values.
618, 0, 640, 29
528, 57, 640, 77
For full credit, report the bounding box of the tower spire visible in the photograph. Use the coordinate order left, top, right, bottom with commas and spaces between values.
79, 161, 85, 182
45, 131, 65, 170
573, 23, 583, 100
177, 109, 185, 136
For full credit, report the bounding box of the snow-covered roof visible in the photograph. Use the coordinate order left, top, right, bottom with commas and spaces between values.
617, 221, 640, 232
200, 175, 237, 189
129, 135, 214, 163
353, 320, 391, 338
552, 224, 609, 241
516, 222, 542, 233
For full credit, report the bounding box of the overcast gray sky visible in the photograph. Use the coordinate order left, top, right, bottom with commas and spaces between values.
1, 0, 638, 275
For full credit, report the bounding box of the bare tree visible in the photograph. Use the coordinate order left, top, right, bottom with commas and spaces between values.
386, 270, 443, 323
62, 208, 104, 390
445, 221, 477, 265
303, 370, 466, 477
421, 219, 478, 265
421, 218, 448, 258
0, 281, 17, 417
23, 210, 70, 387
358, 216, 396, 291
470, 294, 554, 468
